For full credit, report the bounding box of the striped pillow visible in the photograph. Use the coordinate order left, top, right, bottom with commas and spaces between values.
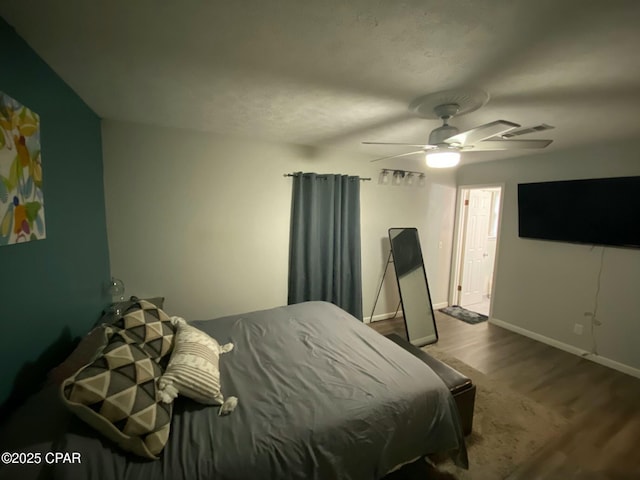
157, 317, 234, 405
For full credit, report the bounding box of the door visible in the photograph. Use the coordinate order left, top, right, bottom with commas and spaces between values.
460, 190, 492, 307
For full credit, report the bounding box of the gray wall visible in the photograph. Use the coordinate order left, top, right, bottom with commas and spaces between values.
457, 140, 640, 371
102, 120, 457, 322
0, 19, 110, 405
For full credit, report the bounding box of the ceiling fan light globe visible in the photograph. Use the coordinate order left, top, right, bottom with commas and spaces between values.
426, 150, 460, 168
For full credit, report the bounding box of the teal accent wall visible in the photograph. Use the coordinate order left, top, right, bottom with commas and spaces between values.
0, 18, 110, 406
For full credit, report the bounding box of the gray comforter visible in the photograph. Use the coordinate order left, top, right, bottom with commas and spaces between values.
0, 301, 467, 480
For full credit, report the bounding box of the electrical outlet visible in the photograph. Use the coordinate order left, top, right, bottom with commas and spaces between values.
573, 323, 584, 335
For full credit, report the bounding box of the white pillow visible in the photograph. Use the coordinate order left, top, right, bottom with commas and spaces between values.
157, 317, 234, 405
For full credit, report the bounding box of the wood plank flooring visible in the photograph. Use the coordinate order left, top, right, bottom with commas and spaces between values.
369, 313, 640, 479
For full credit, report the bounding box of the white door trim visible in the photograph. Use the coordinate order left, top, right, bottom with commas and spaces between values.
449, 183, 505, 318
448, 188, 467, 307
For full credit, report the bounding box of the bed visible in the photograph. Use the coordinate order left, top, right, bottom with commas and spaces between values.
0, 301, 467, 480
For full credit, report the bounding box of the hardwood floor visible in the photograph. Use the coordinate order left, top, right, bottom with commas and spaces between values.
369, 313, 640, 479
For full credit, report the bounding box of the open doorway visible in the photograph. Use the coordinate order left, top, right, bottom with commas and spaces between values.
449, 185, 503, 317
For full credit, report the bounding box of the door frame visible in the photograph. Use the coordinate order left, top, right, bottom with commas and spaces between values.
448, 183, 505, 317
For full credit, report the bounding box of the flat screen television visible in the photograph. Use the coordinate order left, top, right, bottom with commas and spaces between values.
517, 176, 640, 249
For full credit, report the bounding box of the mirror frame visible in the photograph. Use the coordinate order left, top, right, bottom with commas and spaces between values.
388, 227, 439, 346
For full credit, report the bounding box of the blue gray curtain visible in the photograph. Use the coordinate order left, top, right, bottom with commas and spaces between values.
288, 172, 363, 320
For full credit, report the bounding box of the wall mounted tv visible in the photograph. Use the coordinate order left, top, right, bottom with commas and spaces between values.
518, 176, 640, 249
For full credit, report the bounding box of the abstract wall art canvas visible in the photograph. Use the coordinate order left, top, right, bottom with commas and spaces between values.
0, 91, 46, 246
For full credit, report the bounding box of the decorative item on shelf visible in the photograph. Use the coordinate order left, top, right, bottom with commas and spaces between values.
379, 169, 426, 187
108, 277, 126, 315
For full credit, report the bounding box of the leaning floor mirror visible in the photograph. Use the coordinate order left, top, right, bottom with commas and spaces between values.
388, 228, 438, 346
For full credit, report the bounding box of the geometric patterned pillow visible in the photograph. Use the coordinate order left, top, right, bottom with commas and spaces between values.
111, 300, 176, 361
48, 325, 111, 386
97, 296, 165, 327
60, 330, 172, 460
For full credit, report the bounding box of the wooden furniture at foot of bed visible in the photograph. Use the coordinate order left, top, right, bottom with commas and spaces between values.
385, 333, 476, 436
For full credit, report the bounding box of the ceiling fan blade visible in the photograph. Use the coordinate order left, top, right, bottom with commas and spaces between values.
369, 150, 426, 163
445, 120, 520, 146
499, 124, 555, 139
362, 142, 432, 147
463, 139, 553, 151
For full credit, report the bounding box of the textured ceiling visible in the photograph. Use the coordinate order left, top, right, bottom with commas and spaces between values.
1, 0, 640, 166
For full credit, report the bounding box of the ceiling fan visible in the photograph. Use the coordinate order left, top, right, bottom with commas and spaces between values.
363, 91, 554, 168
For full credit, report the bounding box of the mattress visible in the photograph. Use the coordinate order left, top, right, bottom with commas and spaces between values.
0, 301, 467, 480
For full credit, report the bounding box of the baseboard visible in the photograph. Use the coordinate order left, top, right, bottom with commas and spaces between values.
490, 317, 640, 380
432, 301, 448, 310
365, 312, 400, 324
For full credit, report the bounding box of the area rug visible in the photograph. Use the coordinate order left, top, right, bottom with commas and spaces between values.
387, 348, 569, 480
439, 305, 487, 324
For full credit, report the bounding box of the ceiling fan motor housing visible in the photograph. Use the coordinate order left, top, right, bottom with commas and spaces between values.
429, 124, 459, 145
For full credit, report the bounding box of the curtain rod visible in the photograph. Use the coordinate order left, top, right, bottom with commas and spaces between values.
283, 173, 371, 181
